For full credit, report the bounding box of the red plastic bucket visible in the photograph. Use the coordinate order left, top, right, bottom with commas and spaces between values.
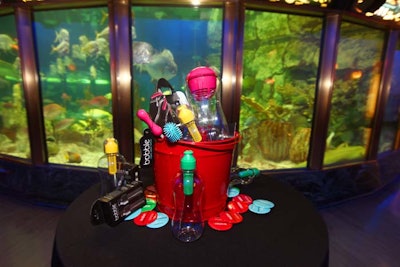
154, 133, 240, 220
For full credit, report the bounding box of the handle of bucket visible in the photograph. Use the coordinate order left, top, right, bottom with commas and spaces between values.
179, 132, 240, 152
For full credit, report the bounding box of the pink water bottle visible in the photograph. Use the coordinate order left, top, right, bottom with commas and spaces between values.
171, 150, 204, 242
186, 66, 230, 141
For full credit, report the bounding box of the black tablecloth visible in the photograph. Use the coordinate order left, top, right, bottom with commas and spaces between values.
52, 176, 329, 267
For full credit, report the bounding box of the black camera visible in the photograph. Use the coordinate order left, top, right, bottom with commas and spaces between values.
90, 181, 146, 227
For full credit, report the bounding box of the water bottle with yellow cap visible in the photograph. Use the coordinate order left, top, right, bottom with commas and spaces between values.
97, 138, 127, 195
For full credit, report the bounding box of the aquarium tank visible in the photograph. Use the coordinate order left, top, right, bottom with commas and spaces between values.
0, 14, 30, 160
238, 10, 322, 170
34, 7, 113, 167
131, 6, 223, 164
324, 21, 385, 167
0, 0, 398, 173
31, 5, 222, 167
379, 36, 400, 153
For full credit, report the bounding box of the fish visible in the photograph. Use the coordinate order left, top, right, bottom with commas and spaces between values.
56, 58, 66, 76
83, 108, 112, 119
0, 76, 10, 90
72, 44, 86, 62
81, 40, 100, 55
54, 28, 69, 43
53, 118, 74, 132
138, 49, 177, 81
61, 92, 71, 101
79, 35, 89, 45
0, 125, 18, 142
132, 41, 154, 64
65, 151, 82, 163
67, 63, 76, 71
103, 92, 112, 100
0, 34, 16, 53
80, 96, 109, 107
96, 27, 109, 40
2, 102, 15, 109
51, 40, 69, 55
63, 56, 76, 72
131, 26, 137, 40
89, 65, 97, 80
0, 59, 19, 80
81, 38, 109, 62
100, 10, 108, 25
43, 103, 66, 121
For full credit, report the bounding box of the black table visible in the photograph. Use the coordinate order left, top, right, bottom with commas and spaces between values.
52, 176, 329, 267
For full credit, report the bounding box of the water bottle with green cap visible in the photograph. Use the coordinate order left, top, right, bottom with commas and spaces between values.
171, 150, 204, 242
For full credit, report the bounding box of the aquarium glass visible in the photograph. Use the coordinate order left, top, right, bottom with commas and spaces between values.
239, 10, 322, 170
34, 7, 112, 167
324, 22, 385, 166
378, 37, 400, 153
131, 6, 223, 164
0, 14, 31, 160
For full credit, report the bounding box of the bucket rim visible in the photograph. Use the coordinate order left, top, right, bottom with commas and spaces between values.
156, 132, 240, 152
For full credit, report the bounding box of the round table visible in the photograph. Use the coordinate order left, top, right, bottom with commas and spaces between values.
52, 176, 329, 267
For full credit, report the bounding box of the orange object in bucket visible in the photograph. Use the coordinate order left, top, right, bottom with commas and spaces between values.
154, 133, 240, 220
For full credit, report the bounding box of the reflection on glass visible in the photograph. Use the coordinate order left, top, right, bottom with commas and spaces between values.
379, 38, 400, 153
131, 6, 223, 164
34, 7, 113, 167
324, 22, 385, 166
239, 11, 322, 169
0, 15, 30, 159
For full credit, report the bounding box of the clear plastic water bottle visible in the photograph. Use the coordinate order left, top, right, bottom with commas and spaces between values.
97, 138, 127, 195
171, 150, 204, 242
186, 66, 230, 141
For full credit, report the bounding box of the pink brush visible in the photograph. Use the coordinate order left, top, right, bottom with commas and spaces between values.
137, 109, 163, 137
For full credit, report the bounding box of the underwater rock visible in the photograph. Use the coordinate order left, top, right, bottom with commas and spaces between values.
47, 140, 60, 156
65, 151, 82, 163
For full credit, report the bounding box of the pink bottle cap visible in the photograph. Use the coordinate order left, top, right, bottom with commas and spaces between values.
186, 66, 217, 101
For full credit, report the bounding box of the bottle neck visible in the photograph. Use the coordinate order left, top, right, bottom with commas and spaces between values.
182, 170, 194, 196
106, 153, 118, 175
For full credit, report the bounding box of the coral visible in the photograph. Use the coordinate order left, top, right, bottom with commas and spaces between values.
289, 127, 311, 163
258, 120, 293, 162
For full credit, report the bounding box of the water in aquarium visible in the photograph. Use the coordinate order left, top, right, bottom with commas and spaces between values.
132, 6, 223, 164
378, 41, 400, 153
0, 14, 30, 159
239, 11, 322, 170
33, 6, 222, 167
324, 22, 385, 167
34, 7, 112, 167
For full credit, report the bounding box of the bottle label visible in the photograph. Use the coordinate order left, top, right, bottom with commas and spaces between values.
140, 129, 154, 168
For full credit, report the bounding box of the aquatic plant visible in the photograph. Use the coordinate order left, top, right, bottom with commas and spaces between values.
290, 127, 312, 163
239, 12, 322, 167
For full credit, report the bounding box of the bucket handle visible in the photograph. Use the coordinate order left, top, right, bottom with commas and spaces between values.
175, 132, 240, 152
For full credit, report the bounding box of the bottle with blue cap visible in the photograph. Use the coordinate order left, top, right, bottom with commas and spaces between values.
171, 150, 204, 242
